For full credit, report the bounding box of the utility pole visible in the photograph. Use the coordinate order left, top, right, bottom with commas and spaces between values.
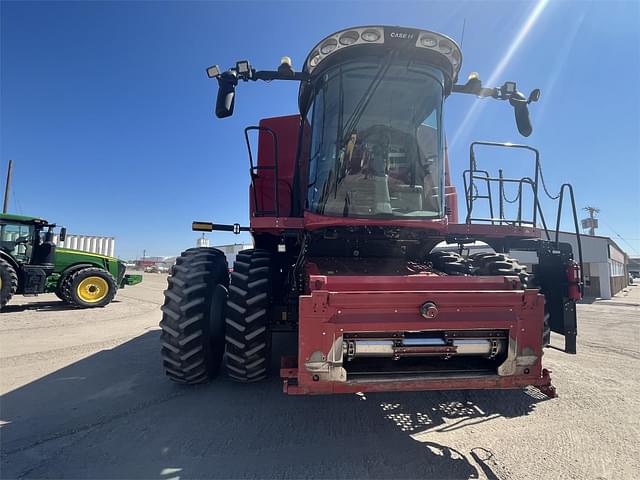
3, 160, 14, 214
583, 206, 600, 236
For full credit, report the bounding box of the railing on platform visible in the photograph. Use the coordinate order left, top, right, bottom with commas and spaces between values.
463, 141, 583, 274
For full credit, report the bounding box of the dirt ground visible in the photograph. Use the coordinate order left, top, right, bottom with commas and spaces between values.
1, 273, 639, 479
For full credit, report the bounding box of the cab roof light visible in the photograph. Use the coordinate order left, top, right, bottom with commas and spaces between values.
303, 26, 462, 81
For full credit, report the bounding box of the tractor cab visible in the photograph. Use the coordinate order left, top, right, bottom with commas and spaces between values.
0, 214, 64, 269
0, 214, 66, 299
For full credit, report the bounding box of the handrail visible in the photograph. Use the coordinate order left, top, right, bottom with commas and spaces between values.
462, 169, 494, 223
554, 183, 584, 284
464, 142, 565, 240
244, 126, 280, 217
469, 141, 541, 226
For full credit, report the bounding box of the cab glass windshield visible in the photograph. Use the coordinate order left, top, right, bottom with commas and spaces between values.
306, 56, 445, 218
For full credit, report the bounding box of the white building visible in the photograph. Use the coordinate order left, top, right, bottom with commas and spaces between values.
551, 232, 628, 299
214, 243, 254, 267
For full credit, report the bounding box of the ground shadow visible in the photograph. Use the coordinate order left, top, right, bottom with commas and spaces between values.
577, 297, 597, 305
1, 331, 547, 479
2, 299, 122, 313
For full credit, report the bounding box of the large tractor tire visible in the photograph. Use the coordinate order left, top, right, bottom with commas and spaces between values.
54, 288, 70, 303
428, 251, 471, 275
225, 249, 272, 383
0, 258, 18, 310
64, 267, 118, 308
55, 278, 72, 303
160, 247, 229, 384
470, 253, 528, 286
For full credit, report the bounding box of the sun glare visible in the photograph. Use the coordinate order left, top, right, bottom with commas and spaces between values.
450, 0, 551, 148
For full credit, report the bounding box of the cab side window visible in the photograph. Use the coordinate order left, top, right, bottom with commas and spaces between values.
0, 222, 33, 262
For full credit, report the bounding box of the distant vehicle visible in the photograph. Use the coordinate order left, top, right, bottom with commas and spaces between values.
0, 213, 142, 309
145, 264, 169, 273
630, 275, 635, 285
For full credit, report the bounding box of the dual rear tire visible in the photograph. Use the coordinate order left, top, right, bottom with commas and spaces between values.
159, 247, 272, 384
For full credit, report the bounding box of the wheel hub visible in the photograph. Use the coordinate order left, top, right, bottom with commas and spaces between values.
77, 277, 109, 303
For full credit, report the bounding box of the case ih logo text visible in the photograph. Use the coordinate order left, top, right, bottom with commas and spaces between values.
390, 32, 414, 39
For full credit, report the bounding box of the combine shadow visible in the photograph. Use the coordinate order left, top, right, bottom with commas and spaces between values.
1, 331, 547, 479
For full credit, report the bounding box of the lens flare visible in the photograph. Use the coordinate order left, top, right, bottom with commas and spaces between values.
450, 0, 550, 148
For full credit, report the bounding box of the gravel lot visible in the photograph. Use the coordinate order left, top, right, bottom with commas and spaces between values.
1, 273, 639, 479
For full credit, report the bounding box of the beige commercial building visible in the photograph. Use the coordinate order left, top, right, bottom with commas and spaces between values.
552, 232, 629, 298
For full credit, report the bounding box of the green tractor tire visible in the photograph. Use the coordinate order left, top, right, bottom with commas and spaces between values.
0, 258, 18, 310
55, 278, 72, 303
63, 267, 117, 308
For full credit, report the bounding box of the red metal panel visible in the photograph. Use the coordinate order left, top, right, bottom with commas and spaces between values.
446, 223, 540, 238
303, 211, 448, 231
311, 274, 523, 292
445, 186, 458, 224
283, 368, 554, 396
249, 216, 304, 234
444, 140, 459, 224
249, 215, 540, 238
249, 115, 301, 219
286, 274, 547, 395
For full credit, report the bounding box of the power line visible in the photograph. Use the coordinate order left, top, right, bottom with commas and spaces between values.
599, 218, 640, 255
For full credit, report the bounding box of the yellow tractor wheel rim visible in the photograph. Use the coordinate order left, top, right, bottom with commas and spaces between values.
76, 276, 109, 303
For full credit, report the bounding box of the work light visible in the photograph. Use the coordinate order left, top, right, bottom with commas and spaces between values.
206, 65, 221, 78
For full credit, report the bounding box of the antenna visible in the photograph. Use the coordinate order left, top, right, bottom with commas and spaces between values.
460, 18, 467, 49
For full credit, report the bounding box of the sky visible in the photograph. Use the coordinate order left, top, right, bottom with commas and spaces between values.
1, 0, 639, 259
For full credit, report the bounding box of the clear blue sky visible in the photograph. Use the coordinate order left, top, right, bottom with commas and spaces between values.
2, 0, 639, 259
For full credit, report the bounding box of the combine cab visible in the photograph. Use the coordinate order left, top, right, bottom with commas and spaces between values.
160, 26, 582, 396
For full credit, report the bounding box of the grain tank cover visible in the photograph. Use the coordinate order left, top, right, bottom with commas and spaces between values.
302, 26, 462, 82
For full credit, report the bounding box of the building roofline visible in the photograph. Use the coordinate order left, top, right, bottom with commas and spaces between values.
556, 230, 628, 259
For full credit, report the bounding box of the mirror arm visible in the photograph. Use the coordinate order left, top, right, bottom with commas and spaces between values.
452, 82, 497, 98
252, 70, 309, 82
210, 61, 310, 118
453, 76, 539, 137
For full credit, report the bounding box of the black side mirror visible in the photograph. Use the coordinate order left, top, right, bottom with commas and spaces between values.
215, 71, 238, 118
59, 227, 67, 242
528, 88, 541, 103
509, 92, 533, 137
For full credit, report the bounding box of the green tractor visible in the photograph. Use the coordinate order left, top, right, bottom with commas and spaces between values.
0, 213, 142, 309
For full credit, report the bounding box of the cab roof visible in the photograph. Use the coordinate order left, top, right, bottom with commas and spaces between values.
0, 213, 48, 224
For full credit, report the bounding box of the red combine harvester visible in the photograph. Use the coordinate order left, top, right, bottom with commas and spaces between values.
160, 26, 583, 397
